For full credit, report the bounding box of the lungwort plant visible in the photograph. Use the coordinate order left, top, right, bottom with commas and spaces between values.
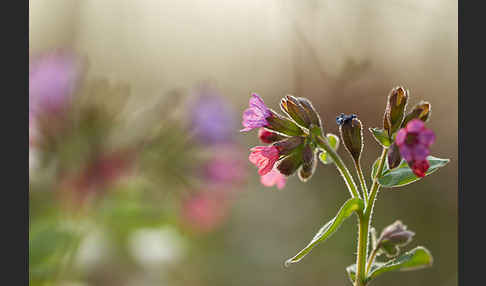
240, 87, 449, 285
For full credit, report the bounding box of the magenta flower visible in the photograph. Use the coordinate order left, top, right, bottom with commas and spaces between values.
395, 119, 435, 177
260, 168, 287, 189
248, 145, 279, 176
240, 93, 272, 132
29, 51, 78, 118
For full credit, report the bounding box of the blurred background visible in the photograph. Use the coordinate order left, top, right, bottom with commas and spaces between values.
29, 1, 457, 285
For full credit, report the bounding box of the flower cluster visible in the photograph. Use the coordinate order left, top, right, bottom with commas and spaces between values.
378, 86, 435, 177
241, 93, 324, 189
241, 87, 448, 286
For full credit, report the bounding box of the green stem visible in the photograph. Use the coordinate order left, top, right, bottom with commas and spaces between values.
316, 135, 361, 199
365, 247, 379, 275
354, 161, 369, 203
354, 147, 388, 286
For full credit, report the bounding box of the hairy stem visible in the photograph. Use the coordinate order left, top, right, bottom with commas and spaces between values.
355, 147, 388, 286
354, 161, 369, 203
365, 246, 380, 275
316, 135, 361, 199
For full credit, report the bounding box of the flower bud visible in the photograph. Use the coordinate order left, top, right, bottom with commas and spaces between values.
383, 86, 408, 136
337, 114, 363, 164
297, 97, 322, 128
387, 142, 402, 169
258, 128, 286, 144
276, 147, 304, 176
280, 95, 311, 128
272, 136, 305, 156
377, 220, 415, 258
298, 143, 317, 182
266, 109, 305, 136
401, 101, 431, 128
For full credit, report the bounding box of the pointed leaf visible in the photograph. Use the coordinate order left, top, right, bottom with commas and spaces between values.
370, 127, 391, 147
284, 198, 364, 266
371, 156, 449, 188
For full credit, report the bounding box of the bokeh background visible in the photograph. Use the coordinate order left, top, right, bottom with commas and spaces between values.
29, 1, 457, 285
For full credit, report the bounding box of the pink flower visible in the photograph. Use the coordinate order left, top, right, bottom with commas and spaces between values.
395, 119, 435, 177
248, 145, 279, 176
181, 191, 228, 233
240, 93, 272, 132
260, 168, 287, 189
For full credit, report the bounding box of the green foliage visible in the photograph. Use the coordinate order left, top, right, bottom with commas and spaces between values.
346, 246, 433, 283
284, 198, 364, 266
371, 156, 449, 187
318, 133, 340, 164
30, 219, 80, 285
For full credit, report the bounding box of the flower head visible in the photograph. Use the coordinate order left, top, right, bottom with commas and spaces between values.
395, 119, 435, 177
260, 168, 287, 189
248, 145, 279, 176
241, 93, 272, 132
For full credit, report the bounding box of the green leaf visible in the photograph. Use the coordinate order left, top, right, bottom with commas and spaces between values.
377, 156, 449, 187
346, 246, 433, 283
370, 128, 391, 147
318, 133, 340, 164
368, 246, 433, 281
284, 198, 364, 266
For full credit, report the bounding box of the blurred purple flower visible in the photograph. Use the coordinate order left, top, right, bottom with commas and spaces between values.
395, 119, 435, 177
240, 93, 271, 132
189, 85, 236, 144
29, 51, 78, 119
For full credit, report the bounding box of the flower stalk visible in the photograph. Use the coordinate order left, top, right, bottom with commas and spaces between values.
240, 89, 446, 285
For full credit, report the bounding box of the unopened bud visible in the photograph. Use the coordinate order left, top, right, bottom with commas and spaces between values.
273, 136, 305, 156
298, 143, 317, 182
280, 95, 311, 128
384, 86, 409, 136
297, 97, 322, 128
387, 142, 402, 169
377, 220, 415, 258
401, 101, 431, 127
258, 128, 286, 144
266, 109, 305, 136
337, 114, 363, 164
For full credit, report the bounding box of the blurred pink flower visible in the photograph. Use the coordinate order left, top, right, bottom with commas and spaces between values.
202, 145, 247, 187
181, 191, 229, 233
59, 149, 136, 202
260, 168, 286, 189
29, 51, 79, 118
